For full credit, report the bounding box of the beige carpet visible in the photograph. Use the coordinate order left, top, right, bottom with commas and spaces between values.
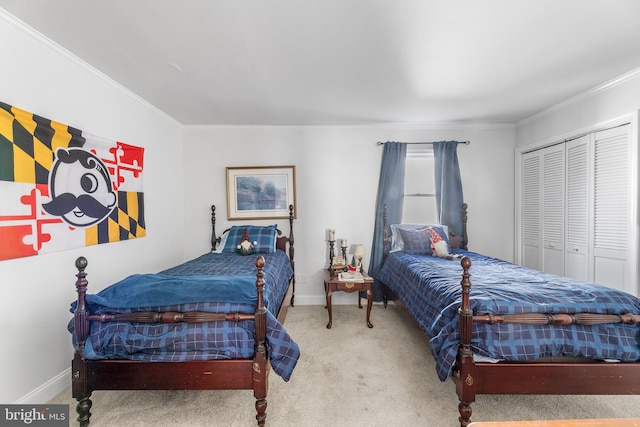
50, 303, 640, 426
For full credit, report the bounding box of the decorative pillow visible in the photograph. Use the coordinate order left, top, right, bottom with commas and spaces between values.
390, 223, 449, 253
397, 228, 433, 255
221, 224, 277, 254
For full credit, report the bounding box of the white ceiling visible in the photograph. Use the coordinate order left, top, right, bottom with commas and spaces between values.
2, 1, 640, 126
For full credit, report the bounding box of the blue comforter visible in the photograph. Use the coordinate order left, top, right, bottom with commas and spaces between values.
83, 273, 258, 308
69, 250, 299, 381
377, 250, 640, 381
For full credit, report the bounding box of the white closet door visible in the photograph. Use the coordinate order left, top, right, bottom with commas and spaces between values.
541, 144, 565, 276
592, 125, 630, 292
522, 151, 541, 270
565, 136, 590, 281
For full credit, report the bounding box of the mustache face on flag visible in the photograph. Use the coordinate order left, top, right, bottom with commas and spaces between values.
44, 147, 118, 227
42, 193, 116, 227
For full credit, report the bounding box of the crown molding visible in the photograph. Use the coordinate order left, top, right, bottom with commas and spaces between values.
185, 121, 516, 131
0, 9, 181, 127
518, 67, 640, 127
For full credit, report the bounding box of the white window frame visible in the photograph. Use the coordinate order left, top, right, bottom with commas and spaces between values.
402, 145, 438, 224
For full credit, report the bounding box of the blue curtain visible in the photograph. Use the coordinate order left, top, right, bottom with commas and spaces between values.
368, 142, 406, 301
433, 141, 464, 240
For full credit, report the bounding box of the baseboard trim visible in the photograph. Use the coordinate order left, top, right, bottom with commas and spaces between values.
16, 368, 70, 404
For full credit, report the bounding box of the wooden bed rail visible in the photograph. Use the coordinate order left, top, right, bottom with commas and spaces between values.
473, 312, 640, 326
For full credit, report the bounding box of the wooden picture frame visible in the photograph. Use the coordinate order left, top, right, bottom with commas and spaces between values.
226, 165, 297, 220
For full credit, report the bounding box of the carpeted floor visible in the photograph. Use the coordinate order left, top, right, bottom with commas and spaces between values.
50, 303, 640, 426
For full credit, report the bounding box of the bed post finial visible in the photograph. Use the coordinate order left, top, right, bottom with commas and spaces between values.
288, 204, 295, 263
76, 256, 88, 271
211, 205, 220, 251
74, 256, 90, 351
288, 204, 296, 307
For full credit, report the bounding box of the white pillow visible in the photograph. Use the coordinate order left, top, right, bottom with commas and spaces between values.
212, 230, 229, 253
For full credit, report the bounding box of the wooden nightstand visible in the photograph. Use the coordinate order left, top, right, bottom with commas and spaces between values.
324, 270, 374, 329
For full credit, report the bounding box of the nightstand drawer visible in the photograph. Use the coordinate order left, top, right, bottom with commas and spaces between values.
330, 281, 367, 292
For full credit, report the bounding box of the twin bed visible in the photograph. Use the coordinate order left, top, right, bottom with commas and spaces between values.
69, 205, 297, 426
377, 204, 640, 426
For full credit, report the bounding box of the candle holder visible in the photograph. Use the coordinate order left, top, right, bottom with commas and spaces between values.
328, 240, 336, 270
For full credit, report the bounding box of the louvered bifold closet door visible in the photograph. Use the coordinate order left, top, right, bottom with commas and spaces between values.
541, 144, 565, 276
592, 125, 630, 292
565, 136, 590, 281
522, 151, 541, 270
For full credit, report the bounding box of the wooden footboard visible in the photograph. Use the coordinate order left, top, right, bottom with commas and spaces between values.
452, 256, 640, 427
71, 255, 278, 427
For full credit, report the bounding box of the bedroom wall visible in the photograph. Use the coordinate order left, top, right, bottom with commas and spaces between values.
0, 12, 185, 404
182, 124, 516, 305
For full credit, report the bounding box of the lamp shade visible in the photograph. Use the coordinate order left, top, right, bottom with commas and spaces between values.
353, 244, 365, 258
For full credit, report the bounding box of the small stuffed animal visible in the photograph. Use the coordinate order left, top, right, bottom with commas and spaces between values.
425, 227, 449, 258
237, 227, 257, 256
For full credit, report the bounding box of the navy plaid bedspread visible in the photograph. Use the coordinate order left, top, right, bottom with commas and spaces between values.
377, 250, 640, 381
159, 251, 293, 315
69, 250, 299, 381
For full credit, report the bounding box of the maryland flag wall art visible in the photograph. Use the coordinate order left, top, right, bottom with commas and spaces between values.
0, 101, 146, 261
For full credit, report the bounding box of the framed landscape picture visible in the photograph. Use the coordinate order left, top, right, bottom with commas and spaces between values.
226, 165, 297, 220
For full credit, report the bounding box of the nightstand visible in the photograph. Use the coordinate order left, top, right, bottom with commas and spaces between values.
324, 270, 374, 329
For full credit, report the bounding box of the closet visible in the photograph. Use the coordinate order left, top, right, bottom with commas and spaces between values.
519, 123, 637, 295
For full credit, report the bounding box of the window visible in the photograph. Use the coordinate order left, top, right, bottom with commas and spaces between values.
403, 145, 438, 224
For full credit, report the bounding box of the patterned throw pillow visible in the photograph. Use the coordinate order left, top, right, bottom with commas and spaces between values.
222, 224, 277, 254
397, 228, 433, 255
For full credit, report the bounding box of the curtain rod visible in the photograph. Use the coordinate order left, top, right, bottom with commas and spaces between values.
376, 140, 470, 146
